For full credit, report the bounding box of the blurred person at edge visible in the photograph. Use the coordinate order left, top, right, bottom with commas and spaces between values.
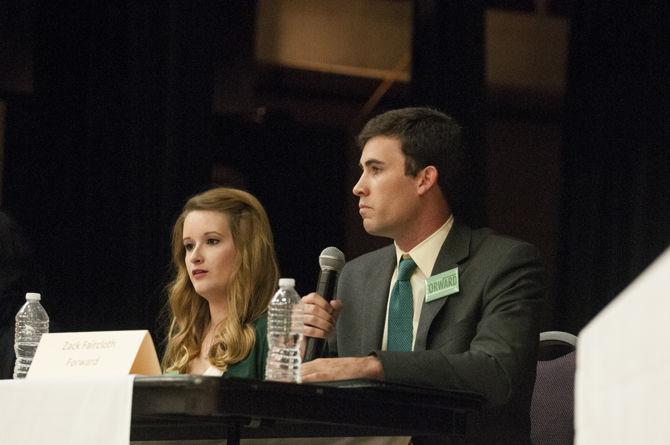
0, 210, 45, 379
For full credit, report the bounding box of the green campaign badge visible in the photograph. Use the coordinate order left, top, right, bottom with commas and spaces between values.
425, 267, 459, 302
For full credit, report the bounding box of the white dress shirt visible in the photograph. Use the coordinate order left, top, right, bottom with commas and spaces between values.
381, 215, 454, 351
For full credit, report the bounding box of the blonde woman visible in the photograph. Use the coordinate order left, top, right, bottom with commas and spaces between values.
162, 187, 279, 377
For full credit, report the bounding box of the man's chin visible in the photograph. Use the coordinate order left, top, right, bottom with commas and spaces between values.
362, 221, 390, 239
362, 219, 376, 235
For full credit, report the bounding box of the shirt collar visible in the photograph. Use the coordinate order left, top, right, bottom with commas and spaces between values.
394, 215, 454, 277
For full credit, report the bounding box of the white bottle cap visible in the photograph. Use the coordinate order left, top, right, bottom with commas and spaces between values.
278, 278, 295, 288
26, 292, 41, 301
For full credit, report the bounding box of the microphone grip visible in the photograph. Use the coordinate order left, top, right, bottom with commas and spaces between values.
316, 269, 338, 302
303, 269, 338, 362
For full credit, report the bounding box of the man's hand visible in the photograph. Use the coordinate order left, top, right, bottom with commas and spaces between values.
302, 292, 343, 339
301, 356, 384, 382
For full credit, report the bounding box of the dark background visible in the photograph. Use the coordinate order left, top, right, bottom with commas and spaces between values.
0, 1, 668, 351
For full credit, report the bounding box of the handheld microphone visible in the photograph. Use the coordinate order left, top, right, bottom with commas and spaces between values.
303, 246, 345, 362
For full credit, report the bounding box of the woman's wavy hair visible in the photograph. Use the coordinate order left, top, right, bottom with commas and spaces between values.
161, 187, 279, 374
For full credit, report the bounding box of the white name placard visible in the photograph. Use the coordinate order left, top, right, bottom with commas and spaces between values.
27, 330, 161, 378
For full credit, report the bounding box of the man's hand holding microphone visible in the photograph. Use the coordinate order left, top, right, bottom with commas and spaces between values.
301, 247, 384, 382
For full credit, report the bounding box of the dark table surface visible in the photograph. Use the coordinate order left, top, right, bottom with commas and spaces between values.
131, 376, 483, 442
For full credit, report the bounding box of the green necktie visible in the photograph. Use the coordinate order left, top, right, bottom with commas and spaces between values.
387, 257, 417, 352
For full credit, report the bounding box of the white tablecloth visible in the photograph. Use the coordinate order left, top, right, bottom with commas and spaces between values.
0, 375, 134, 445
576, 247, 670, 444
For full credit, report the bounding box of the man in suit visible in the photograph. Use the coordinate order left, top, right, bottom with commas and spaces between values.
301, 107, 545, 444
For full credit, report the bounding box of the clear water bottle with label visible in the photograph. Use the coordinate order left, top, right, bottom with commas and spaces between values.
13, 292, 49, 379
265, 278, 304, 383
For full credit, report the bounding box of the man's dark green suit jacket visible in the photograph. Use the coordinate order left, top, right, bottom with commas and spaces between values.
331, 223, 546, 444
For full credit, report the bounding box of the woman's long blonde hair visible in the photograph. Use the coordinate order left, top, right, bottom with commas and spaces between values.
162, 187, 279, 374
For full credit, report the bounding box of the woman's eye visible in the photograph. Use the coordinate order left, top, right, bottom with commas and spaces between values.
184, 243, 194, 251
207, 238, 220, 245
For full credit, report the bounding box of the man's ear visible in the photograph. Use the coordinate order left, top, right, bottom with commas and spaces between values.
416, 166, 438, 196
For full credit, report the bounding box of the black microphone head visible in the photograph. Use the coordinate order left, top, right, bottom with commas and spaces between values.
319, 247, 345, 272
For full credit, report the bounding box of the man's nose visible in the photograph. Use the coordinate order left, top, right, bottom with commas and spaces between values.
353, 175, 367, 196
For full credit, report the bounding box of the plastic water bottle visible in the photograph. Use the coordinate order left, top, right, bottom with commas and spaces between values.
13, 292, 49, 379
265, 278, 304, 383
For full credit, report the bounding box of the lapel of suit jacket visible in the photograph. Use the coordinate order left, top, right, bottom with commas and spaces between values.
414, 223, 472, 351
361, 246, 396, 352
